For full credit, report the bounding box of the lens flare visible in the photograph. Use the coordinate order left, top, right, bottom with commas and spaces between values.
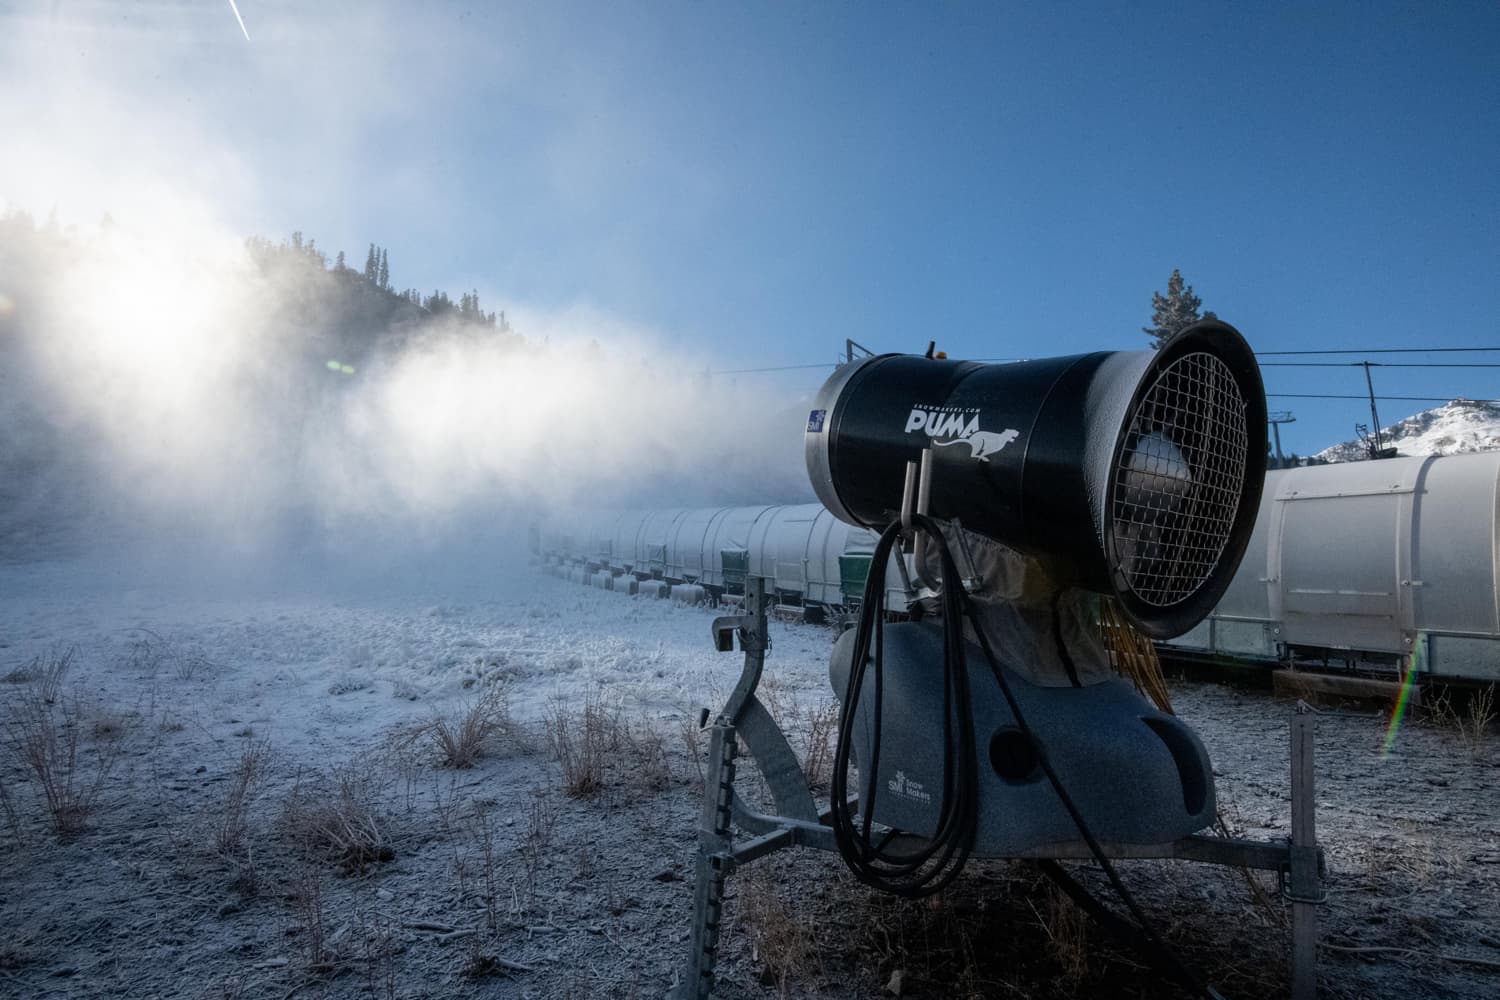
1381, 635, 1424, 757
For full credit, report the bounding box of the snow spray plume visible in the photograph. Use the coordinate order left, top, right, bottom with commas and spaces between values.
323, 322, 815, 524
0, 217, 811, 566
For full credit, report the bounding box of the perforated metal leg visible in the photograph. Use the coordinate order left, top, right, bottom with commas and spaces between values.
674, 723, 738, 1000
1288, 711, 1321, 1000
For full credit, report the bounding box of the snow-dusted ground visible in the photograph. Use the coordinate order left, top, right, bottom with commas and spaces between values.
1, 557, 1496, 999
0, 555, 835, 742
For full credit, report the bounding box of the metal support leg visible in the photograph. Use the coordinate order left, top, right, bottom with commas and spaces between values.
676, 723, 738, 1000
1288, 711, 1320, 1000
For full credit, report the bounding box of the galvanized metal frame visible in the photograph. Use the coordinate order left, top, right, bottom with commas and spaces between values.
670, 577, 1326, 1000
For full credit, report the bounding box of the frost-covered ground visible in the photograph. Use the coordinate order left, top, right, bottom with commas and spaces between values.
1, 556, 1497, 999
0, 554, 834, 751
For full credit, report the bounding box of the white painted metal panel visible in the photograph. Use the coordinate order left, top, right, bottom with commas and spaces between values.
638, 508, 688, 576
1409, 452, 1500, 637
748, 503, 821, 595
1271, 458, 1423, 653
703, 506, 777, 589
803, 508, 845, 606
666, 508, 720, 582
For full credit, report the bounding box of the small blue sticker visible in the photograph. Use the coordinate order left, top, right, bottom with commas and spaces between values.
806, 409, 826, 433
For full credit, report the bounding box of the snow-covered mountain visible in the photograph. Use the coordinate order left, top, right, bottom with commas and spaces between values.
1316, 398, 1500, 462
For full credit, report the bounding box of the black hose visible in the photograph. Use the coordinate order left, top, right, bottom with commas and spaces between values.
830, 514, 977, 897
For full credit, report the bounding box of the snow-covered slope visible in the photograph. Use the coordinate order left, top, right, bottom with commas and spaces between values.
1316, 398, 1500, 462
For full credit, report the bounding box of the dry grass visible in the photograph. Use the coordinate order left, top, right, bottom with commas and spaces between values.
2, 668, 122, 839
1463, 684, 1495, 749
1427, 683, 1496, 755
354, 908, 400, 1000
679, 714, 706, 792
122, 629, 216, 681
289, 864, 332, 971
542, 694, 678, 800
2, 647, 73, 703
736, 868, 816, 997
281, 763, 393, 873
466, 802, 503, 931
0, 768, 20, 841
622, 716, 671, 794
757, 677, 840, 791
409, 684, 514, 768
543, 693, 611, 798
1032, 881, 1091, 985
518, 787, 559, 902
216, 739, 269, 858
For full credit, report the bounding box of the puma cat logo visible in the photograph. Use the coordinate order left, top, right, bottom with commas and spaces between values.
932, 428, 1020, 462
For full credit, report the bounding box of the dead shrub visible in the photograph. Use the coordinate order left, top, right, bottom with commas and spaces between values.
543, 694, 612, 798
3, 682, 121, 839
410, 685, 513, 768
282, 764, 393, 873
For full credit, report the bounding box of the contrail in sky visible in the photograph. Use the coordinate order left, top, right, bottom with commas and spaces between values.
228, 0, 251, 42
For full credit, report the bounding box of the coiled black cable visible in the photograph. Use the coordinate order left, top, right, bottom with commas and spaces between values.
830, 513, 977, 897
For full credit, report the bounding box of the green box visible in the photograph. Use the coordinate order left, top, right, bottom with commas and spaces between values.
720, 549, 749, 594
839, 553, 873, 598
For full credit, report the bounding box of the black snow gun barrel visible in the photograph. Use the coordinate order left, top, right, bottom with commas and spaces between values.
804, 319, 1267, 638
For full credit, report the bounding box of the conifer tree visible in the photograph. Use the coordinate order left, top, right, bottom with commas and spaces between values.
1143, 269, 1211, 349
335, 250, 345, 271
378, 249, 389, 290
364, 244, 377, 282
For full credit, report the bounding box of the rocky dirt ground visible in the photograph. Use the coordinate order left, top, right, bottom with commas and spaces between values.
1, 575, 1497, 1000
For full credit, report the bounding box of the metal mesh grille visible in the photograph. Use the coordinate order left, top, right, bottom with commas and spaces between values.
1112, 351, 1248, 607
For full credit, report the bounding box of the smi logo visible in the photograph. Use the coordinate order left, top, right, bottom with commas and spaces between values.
887, 770, 932, 804
904, 406, 1020, 463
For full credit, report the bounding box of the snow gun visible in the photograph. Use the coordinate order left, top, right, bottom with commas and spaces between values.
675, 320, 1324, 1000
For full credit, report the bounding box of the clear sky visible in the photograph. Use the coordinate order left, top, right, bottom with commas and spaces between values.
2, 1, 1496, 457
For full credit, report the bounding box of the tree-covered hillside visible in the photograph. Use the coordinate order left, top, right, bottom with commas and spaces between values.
0, 215, 525, 557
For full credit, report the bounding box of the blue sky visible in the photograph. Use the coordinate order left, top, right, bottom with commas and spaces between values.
2, 1, 1496, 456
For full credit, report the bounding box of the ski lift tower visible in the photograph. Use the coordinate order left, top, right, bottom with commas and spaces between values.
1268, 411, 1296, 468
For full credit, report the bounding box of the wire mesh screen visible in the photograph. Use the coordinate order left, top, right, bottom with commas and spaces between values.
1112, 351, 1249, 607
